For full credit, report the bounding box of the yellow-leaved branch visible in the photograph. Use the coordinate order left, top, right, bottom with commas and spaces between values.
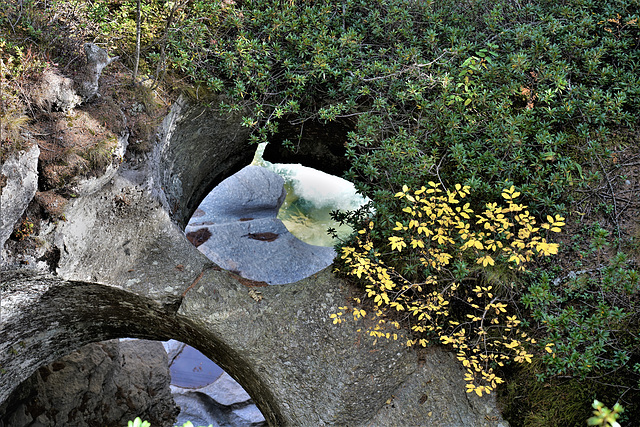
332, 183, 564, 396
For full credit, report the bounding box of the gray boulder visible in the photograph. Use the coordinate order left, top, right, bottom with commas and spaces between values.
27, 68, 82, 112
190, 165, 286, 224
22, 43, 116, 112
0, 144, 39, 259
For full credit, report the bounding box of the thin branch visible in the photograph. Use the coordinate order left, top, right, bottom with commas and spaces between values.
359, 51, 450, 83
132, 0, 141, 83
592, 141, 622, 246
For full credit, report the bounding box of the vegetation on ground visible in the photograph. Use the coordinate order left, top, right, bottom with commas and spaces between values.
3, 0, 640, 424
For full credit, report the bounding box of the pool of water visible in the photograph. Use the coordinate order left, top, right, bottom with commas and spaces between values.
169, 345, 224, 389
253, 143, 368, 247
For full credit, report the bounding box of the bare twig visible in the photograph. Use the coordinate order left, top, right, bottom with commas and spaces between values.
592, 142, 622, 246
359, 51, 451, 83
181, 270, 204, 297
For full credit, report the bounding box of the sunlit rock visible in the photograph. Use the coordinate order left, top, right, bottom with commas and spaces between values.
186, 165, 336, 285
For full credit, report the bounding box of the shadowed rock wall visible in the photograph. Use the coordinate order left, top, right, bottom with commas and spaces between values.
154, 96, 254, 227
0, 339, 178, 426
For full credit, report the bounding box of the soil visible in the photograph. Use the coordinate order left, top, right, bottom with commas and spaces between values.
29, 61, 173, 212
552, 132, 640, 272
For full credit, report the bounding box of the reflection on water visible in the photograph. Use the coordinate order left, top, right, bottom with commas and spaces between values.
169, 345, 224, 389
253, 143, 368, 247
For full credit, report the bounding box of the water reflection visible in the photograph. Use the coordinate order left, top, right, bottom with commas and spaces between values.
253, 143, 368, 247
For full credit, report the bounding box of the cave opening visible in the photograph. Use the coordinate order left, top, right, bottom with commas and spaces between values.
0, 338, 267, 427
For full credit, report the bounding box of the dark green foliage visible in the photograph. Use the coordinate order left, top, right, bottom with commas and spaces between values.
161, 0, 639, 219
167, 0, 640, 418
4, 0, 640, 421
499, 360, 640, 427
524, 248, 640, 380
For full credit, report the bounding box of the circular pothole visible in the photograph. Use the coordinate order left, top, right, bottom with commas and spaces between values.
184, 144, 367, 285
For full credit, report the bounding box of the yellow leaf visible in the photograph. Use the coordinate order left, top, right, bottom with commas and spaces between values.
476, 255, 495, 267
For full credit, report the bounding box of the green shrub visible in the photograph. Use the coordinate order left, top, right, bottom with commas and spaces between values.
523, 248, 640, 381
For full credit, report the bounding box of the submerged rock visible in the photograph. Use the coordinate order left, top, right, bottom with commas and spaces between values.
164, 340, 266, 427
186, 165, 336, 285
190, 165, 286, 224
171, 373, 266, 427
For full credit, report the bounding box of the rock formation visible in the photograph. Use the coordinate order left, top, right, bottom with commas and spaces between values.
0, 340, 178, 427
24, 43, 116, 113
0, 144, 39, 258
75, 43, 119, 102
165, 340, 266, 427
0, 67, 509, 425
27, 69, 82, 113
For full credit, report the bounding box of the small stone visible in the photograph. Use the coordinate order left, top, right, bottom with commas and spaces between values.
231, 404, 267, 426
201, 372, 252, 407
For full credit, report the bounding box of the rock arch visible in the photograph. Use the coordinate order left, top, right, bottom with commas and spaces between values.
1, 97, 507, 426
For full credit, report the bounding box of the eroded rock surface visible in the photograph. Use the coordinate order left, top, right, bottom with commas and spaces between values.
0, 339, 178, 427
27, 68, 82, 112
0, 94, 508, 426
0, 144, 39, 260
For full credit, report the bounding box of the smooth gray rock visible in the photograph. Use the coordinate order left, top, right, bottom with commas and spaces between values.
186, 165, 335, 285
190, 165, 286, 224
0, 339, 178, 427
231, 405, 267, 426
202, 372, 253, 407
191, 218, 336, 285
172, 389, 223, 427
164, 339, 187, 364
0, 144, 39, 259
